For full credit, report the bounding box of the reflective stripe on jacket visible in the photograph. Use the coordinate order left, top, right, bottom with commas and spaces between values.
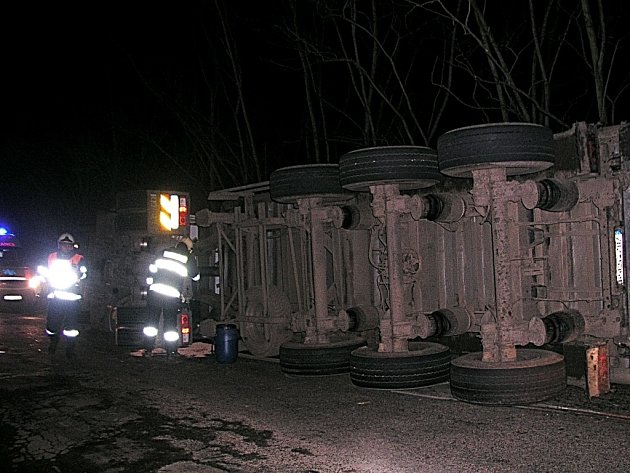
148, 247, 192, 299
46, 251, 87, 300
48, 252, 87, 277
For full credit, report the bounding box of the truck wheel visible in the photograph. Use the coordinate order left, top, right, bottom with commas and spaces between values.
339, 146, 441, 191
349, 342, 451, 389
270, 164, 352, 204
437, 123, 555, 177
280, 338, 366, 376
241, 286, 292, 358
450, 349, 566, 405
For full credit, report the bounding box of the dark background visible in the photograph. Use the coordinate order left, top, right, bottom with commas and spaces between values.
1, 1, 629, 261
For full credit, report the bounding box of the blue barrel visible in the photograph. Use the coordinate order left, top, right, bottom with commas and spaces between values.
215, 324, 239, 364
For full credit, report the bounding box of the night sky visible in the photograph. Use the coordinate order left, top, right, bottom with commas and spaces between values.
2, 1, 629, 261
2, 2, 283, 256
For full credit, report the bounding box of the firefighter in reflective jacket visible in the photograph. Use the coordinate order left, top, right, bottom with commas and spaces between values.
39, 233, 87, 357
143, 237, 199, 354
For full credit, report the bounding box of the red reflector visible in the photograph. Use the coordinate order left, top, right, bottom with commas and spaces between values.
180, 314, 189, 326
598, 346, 609, 386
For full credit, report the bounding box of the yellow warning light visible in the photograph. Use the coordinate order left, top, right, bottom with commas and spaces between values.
147, 190, 189, 235
159, 194, 180, 231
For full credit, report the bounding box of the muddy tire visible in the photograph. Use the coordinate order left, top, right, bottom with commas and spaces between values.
339, 146, 441, 192
437, 123, 555, 177
241, 286, 292, 357
349, 342, 451, 389
450, 349, 566, 405
280, 338, 366, 376
270, 164, 352, 204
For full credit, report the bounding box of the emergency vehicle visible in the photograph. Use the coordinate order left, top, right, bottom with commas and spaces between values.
0, 227, 43, 311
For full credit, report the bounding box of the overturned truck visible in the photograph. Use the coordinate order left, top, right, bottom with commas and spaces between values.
193, 122, 630, 406
85, 190, 194, 346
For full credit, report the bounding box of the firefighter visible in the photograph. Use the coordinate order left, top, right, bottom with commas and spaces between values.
143, 237, 199, 355
43, 233, 87, 358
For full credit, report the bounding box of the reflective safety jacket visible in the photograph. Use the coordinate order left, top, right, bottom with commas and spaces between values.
43, 251, 87, 301
147, 246, 199, 299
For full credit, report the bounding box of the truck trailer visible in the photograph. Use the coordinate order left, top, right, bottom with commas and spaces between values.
190, 122, 629, 405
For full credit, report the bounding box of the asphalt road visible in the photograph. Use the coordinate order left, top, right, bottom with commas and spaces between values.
1, 310, 630, 473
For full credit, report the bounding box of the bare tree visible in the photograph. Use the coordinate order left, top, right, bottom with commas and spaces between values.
280, 0, 455, 157
408, 0, 629, 127
87, 0, 630, 204
125, 0, 267, 193
575, 0, 630, 125
410, 0, 576, 127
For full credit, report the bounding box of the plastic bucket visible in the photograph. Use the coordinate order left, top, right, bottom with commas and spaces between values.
215, 324, 239, 364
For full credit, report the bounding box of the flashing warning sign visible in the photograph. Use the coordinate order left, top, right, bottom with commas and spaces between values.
148, 191, 189, 235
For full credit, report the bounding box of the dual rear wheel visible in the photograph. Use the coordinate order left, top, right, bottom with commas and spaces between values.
347, 345, 565, 405
450, 349, 566, 405
269, 125, 565, 405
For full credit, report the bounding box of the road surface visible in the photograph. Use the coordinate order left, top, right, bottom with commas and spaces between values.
1, 311, 630, 472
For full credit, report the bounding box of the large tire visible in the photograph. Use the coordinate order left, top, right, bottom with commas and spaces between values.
339, 146, 441, 191
280, 338, 366, 376
450, 349, 566, 405
241, 286, 292, 357
269, 164, 352, 204
350, 342, 451, 389
437, 123, 555, 177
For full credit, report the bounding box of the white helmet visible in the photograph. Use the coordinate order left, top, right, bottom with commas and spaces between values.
58, 233, 76, 244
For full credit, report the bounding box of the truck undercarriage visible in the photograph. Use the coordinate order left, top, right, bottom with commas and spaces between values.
192, 122, 630, 405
